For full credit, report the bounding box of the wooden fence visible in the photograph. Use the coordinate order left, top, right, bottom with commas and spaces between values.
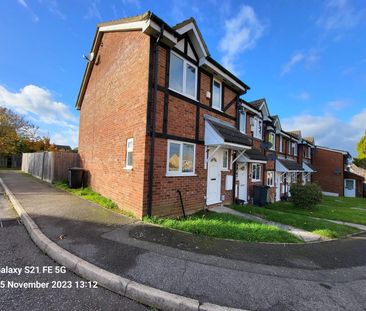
22, 152, 80, 183
0, 155, 22, 168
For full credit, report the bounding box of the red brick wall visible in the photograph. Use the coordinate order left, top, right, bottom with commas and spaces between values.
312, 148, 344, 196
78, 31, 151, 218
148, 45, 241, 216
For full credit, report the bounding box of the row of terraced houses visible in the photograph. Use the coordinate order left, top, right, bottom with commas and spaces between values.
76, 12, 364, 218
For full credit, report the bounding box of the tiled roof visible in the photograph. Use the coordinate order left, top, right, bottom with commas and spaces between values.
287, 130, 302, 139
278, 159, 304, 171
245, 149, 267, 162
248, 98, 265, 110
208, 120, 253, 147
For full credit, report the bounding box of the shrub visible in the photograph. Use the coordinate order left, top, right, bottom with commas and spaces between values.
290, 183, 322, 209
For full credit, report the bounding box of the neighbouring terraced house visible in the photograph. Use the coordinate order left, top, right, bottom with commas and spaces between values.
76, 11, 361, 218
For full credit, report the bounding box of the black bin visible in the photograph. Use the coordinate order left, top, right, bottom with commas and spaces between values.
253, 185, 269, 206
68, 167, 85, 188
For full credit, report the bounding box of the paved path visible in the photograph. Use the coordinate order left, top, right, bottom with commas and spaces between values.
1, 171, 366, 310
210, 205, 325, 242
0, 183, 147, 311
309, 216, 366, 231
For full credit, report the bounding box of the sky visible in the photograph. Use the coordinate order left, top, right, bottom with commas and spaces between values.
0, 0, 365, 155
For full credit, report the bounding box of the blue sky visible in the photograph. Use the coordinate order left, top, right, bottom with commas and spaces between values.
0, 0, 365, 155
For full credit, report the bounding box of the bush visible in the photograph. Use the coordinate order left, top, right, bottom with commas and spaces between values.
290, 183, 322, 209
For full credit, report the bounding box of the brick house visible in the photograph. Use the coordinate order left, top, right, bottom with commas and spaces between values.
76, 11, 357, 219
313, 146, 364, 197
76, 11, 272, 218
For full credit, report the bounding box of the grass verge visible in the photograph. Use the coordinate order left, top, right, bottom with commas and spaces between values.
231, 204, 359, 239
144, 211, 302, 243
54, 182, 135, 218
265, 196, 366, 225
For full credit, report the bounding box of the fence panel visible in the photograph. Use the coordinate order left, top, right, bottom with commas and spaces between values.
21, 152, 80, 183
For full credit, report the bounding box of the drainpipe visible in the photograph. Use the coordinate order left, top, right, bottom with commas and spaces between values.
232, 96, 240, 204
147, 25, 164, 217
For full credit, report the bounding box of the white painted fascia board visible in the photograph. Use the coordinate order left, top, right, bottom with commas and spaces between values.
144, 19, 177, 45
240, 103, 261, 116
199, 58, 246, 92
316, 146, 349, 155
175, 23, 208, 58
224, 143, 251, 150
99, 20, 148, 32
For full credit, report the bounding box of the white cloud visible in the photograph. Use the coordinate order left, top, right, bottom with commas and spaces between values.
0, 84, 78, 147
219, 5, 265, 72
281, 50, 320, 76
294, 91, 310, 101
17, 0, 28, 8
39, 0, 66, 20
326, 99, 351, 111
282, 109, 366, 156
84, 0, 102, 20
17, 0, 39, 22
317, 0, 365, 32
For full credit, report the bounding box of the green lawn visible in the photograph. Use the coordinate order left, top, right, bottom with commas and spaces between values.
265, 196, 366, 225
144, 211, 301, 243
231, 204, 359, 239
54, 182, 134, 218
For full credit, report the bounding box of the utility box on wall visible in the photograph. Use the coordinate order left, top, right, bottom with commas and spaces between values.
225, 175, 233, 190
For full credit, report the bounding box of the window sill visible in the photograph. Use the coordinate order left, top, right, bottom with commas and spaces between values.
123, 167, 133, 171
251, 179, 261, 182
169, 87, 198, 102
166, 173, 197, 177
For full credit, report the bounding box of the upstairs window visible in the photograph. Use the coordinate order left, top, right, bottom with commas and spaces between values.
239, 111, 246, 133
253, 117, 262, 139
125, 138, 133, 169
169, 52, 197, 99
268, 133, 275, 150
279, 136, 283, 152
292, 142, 298, 156
212, 80, 222, 110
167, 140, 196, 176
307, 147, 312, 158
287, 140, 291, 155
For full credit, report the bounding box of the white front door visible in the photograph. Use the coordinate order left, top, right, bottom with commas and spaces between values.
206, 152, 221, 205
275, 173, 281, 201
237, 163, 248, 202
344, 179, 356, 197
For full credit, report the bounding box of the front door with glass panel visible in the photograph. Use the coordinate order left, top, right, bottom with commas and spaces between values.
344, 179, 356, 197
237, 163, 248, 202
206, 150, 221, 205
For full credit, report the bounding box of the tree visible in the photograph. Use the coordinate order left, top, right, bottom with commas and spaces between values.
356, 131, 366, 159
353, 132, 366, 169
0, 107, 55, 155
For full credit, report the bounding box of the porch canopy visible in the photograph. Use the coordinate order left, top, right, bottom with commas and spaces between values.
204, 118, 253, 166
276, 159, 304, 173
205, 118, 252, 150
237, 148, 267, 164
302, 161, 316, 173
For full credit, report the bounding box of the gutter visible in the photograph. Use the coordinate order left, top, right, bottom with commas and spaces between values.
147, 25, 164, 217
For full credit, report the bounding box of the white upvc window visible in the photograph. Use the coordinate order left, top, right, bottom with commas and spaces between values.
169, 51, 197, 100
287, 140, 291, 155
251, 163, 262, 181
269, 132, 275, 150
279, 136, 283, 152
292, 142, 298, 156
266, 171, 274, 187
167, 140, 196, 176
307, 147, 311, 158
222, 149, 229, 170
212, 79, 222, 111
253, 117, 263, 139
125, 138, 133, 169
239, 111, 246, 133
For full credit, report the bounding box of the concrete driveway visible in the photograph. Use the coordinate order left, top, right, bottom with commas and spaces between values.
1, 170, 366, 310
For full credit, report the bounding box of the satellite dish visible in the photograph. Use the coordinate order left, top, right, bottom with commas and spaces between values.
261, 141, 272, 150
83, 52, 94, 62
